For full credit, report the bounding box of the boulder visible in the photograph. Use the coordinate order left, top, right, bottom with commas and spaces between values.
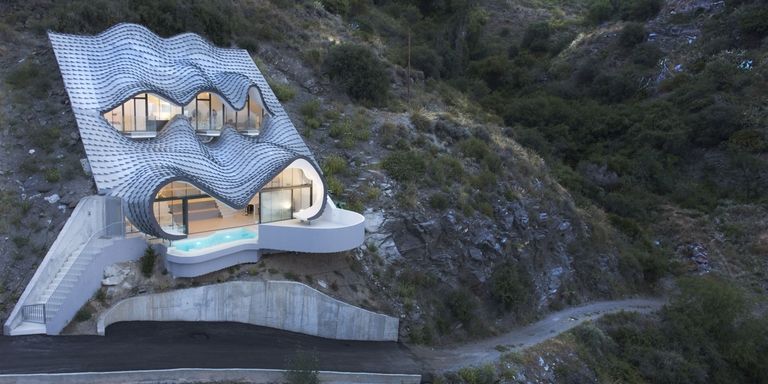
44, 194, 60, 204
102, 263, 131, 286
363, 209, 385, 233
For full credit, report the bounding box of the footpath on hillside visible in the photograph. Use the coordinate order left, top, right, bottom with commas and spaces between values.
412, 298, 666, 372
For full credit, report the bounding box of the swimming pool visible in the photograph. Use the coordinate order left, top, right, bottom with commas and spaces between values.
172, 227, 257, 252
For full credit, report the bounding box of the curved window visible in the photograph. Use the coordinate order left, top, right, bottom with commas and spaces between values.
152, 167, 313, 236
103, 89, 267, 138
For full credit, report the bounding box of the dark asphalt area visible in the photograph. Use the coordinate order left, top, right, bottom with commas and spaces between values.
0, 322, 423, 375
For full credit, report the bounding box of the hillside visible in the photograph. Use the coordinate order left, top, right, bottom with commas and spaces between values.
0, 0, 767, 381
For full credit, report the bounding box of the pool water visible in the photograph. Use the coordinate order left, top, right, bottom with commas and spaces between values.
172, 228, 257, 252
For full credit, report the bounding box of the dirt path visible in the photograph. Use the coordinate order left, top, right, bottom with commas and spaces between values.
412, 298, 666, 372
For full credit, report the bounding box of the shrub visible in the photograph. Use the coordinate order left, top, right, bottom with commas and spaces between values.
410, 112, 431, 132
74, 307, 92, 322
268, 80, 296, 102
300, 100, 322, 130
382, 150, 426, 181
322, 154, 347, 176
19, 158, 38, 175
379, 122, 406, 148
737, 5, 768, 39
729, 129, 767, 152
326, 175, 344, 196
12, 236, 29, 249
622, 0, 662, 21
491, 263, 531, 310
320, 0, 349, 15
283, 350, 320, 384
521, 22, 551, 53
587, 0, 614, 23
428, 193, 450, 210
323, 44, 389, 105
457, 364, 496, 384
5, 62, 50, 98
459, 137, 490, 160
140, 246, 157, 278
446, 289, 477, 327
328, 111, 370, 148
44, 168, 60, 183
619, 22, 646, 47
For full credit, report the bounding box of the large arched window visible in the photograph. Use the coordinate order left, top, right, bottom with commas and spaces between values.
103, 89, 267, 138
151, 167, 314, 236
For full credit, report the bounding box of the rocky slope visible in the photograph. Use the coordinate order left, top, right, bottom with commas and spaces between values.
0, 0, 651, 344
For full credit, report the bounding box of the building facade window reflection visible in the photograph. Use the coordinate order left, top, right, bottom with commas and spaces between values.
103, 90, 267, 137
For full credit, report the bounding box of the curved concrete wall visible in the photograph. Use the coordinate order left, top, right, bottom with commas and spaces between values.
97, 281, 398, 341
259, 203, 365, 254
164, 245, 260, 278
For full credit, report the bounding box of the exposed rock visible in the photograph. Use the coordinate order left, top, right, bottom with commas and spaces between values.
363, 209, 385, 233
44, 194, 60, 204
102, 263, 131, 286
80, 158, 92, 176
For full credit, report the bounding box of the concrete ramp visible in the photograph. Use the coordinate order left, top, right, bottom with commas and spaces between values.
98, 281, 399, 341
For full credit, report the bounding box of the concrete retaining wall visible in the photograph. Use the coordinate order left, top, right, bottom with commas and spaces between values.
98, 281, 399, 341
0, 369, 421, 384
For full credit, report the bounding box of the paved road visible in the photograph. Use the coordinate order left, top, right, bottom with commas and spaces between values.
412, 298, 665, 372
0, 322, 421, 375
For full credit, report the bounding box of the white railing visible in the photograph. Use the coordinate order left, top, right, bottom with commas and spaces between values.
43, 221, 125, 322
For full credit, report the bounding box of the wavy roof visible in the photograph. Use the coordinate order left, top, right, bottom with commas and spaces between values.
49, 23, 325, 239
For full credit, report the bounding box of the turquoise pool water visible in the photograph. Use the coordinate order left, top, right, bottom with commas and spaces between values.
172, 227, 257, 252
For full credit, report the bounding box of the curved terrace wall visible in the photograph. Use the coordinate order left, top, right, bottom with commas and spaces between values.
97, 281, 398, 341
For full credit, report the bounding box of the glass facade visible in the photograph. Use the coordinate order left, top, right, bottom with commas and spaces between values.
151, 168, 312, 236
103, 90, 266, 136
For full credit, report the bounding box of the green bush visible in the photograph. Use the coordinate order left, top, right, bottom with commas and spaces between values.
323, 44, 389, 105
586, 0, 661, 23
737, 5, 768, 39
490, 263, 531, 310
268, 80, 296, 102
326, 175, 344, 196
619, 22, 646, 47
321, 0, 349, 15
140, 246, 157, 278
457, 364, 496, 384
587, 0, 614, 23
379, 123, 406, 148
283, 350, 320, 384
410, 112, 431, 132
44, 168, 60, 183
5, 62, 51, 98
521, 22, 551, 53
622, 0, 663, 21
729, 129, 767, 152
446, 289, 477, 327
74, 307, 92, 322
382, 150, 426, 181
428, 193, 450, 210
322, 154, 347, 176
300, 100, 322, 130
328, 111, 370, 148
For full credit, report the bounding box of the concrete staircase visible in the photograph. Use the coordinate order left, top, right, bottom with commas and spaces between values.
4, 196, 130, 336
38, 238, 114, 323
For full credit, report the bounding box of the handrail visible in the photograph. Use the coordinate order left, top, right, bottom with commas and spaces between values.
21, 303, 46, 324
43, 221, 125, 320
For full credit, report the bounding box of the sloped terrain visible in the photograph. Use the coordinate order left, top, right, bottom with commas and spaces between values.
1, 0, 767, 380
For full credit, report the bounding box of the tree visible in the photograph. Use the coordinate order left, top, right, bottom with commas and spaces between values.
323, 44, 389, 105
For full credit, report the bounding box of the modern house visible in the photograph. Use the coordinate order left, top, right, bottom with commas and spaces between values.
52, 23, 365, 272
4, 24, 365, 335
